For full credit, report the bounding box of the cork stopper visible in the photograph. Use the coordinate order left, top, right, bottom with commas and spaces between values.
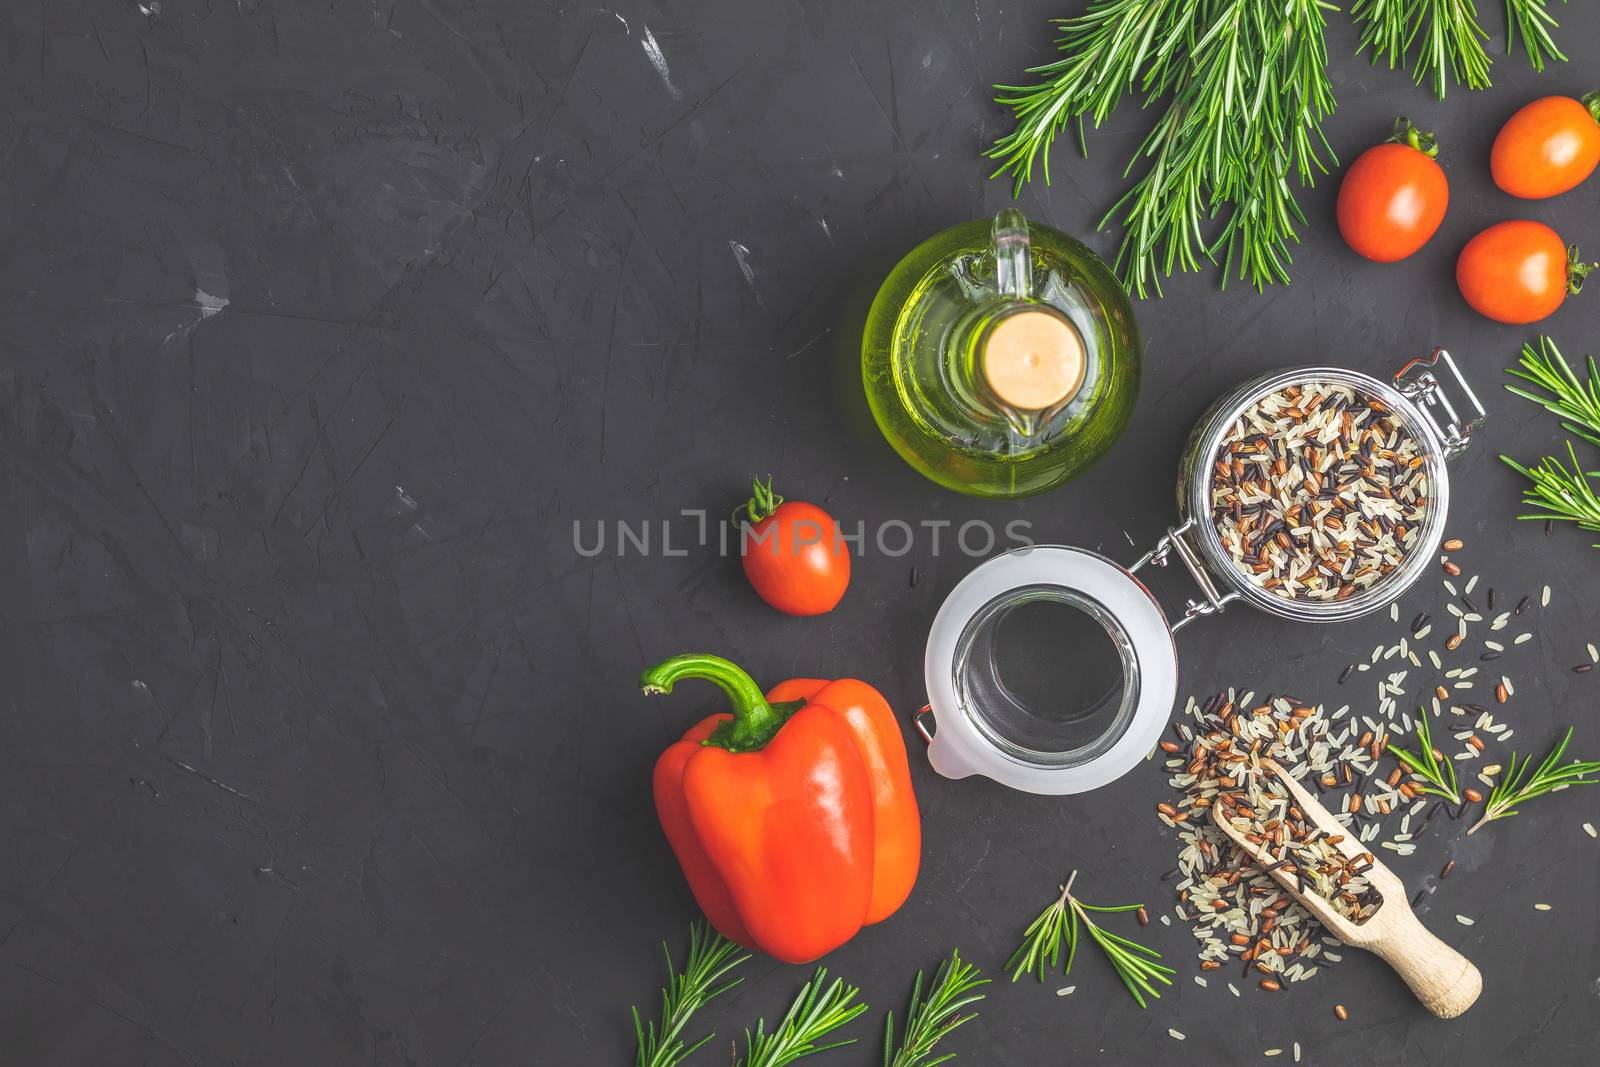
981, 310, 1086, 411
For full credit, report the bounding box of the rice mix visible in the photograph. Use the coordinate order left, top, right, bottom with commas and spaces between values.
1210, 381, 1429, 602
1213, 766, 1382, 925
1154, 540, 1586, 992
1156, 691, 1376, 985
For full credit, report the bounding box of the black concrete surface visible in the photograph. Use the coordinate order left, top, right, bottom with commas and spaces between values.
2, 1, 1598, 1063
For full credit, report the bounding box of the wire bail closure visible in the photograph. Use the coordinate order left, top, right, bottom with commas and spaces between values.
1394, 348, 1485, 458
1128, 517, 1241, 632
913, 704, 935, 744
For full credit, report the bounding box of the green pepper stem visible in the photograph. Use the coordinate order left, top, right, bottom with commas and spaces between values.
1389, 115, 1439, 159
1582, 91, 1600, 126
641, 653, 788, 752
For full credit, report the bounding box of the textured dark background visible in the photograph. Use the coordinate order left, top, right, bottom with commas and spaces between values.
2, 1, 1598, 1064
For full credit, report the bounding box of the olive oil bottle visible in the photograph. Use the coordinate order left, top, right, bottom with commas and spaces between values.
862, 210, 1141, 497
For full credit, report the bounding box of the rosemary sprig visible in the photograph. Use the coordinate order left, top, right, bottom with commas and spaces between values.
1467, 726, 1600, 834
1353, 0, 1491, 99
1007, 871, 1175, 1008
1505, 0, 1568, 72
1501, 444, 1600, 546
740, 969, 868, 1067
987, 0, 1337, 298
882, 951, 988, 1067
1505, 336, 1600, 449
1353, 0, 1562, 98
1390, 709, 1460, 804
633, 922, 749, 1067
986, 0, 1193, 194
1421, 0, 1492, 99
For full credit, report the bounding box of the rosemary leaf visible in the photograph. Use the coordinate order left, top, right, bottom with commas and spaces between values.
1505, 336, 1600, 449
1468, 726, 1600, 833
1353, 0, 1492, 99
1006, 871, 1173, 1007
882, 951, 988, 1067
1501, 445, 1600, 546
741, 969, 868, 1067
987, 0, 1337, 298
1390, 709, 1460, 804
633, 923, 749, 1067
1006, 877, 1073, 982
1505, 0, 1568, 71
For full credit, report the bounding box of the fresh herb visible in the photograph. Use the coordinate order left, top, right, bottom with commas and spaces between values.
1390, 709, 1461, 804
1353, 0, 1491, 100
988, 0, 1576, 294
1468, 726, 1600, 834
1504, 0, 1568, 72
740, 968, 868, 1067
1353, 0, 1566, 98
632, 922, 749, 1067
1007, 871, 1175, 1007
1501, 338, 1600, 544
882, 951, 988, 1067
1505, 337, 1600, 448
1501, 444, 1600, 546
986, 0, 1338, 298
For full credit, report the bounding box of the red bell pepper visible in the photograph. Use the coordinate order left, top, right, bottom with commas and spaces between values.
644, 653, 921, 964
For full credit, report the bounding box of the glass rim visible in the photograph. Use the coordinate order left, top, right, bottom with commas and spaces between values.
951, 583, 1141, 768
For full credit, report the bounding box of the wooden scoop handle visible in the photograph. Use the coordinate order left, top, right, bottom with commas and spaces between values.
1367, 906, 1482, 1019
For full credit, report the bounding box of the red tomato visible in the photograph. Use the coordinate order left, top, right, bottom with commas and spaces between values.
1336, 121, 1449, 263
1455, 220, 1593, 325
740, 481, 849, 616
1490, 94, 1600, 199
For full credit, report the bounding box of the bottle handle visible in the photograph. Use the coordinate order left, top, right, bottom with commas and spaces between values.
991, 209, 1033, 301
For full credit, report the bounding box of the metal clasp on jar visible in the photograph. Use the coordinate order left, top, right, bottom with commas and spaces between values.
1394, 348, 1486, 458
1129, 517, 1241, 631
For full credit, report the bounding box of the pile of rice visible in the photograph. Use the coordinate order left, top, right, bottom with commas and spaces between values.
1154, 689, 1432, 988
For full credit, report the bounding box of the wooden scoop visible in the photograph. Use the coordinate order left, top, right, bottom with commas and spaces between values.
1211, 759, 1481, 1019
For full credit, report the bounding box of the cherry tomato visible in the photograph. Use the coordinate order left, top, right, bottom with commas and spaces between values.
1336, 118, 1449, 263
1456, 221, 1595, 325
1490, 93, 1600, 199
739, 478, 849, 616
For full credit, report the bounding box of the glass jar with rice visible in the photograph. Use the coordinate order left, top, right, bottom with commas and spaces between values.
915, 350, 1485, 796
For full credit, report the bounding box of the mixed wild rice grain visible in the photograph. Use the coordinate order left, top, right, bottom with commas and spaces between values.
1210, 382, 1429, 603
1156, 690, 1402, 989
1216, 766, 1382, 924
